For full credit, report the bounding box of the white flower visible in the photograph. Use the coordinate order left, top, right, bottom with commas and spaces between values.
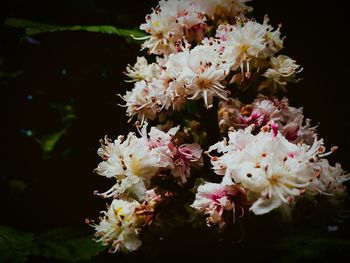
185, 44, 230, 108
261, 55, 302, 91
125, 56, 162, 82
139, 0, 207, 56
121, 80, 163, 124
139, 2, 183, 56
95, 122, 184, 200
162, 42, 229, 108
161, 80, 188, 111
308, 159, 349, 195
208, 127, 324, 215
95, 128, 164, 200
143, 122, 180, 168
208, 126, 254, 154
166, 0, 207, 43
93, 199, 142, 253
143, 122, 203, 184
217, 17, 284, 75
191, 181, 247, 227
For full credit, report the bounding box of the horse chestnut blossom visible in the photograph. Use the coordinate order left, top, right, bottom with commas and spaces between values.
217, 96, 315, 144
217, 17, 283, 71
206, 126, 349, 215
307, 159, 349, 196
94, 122, 203, 201
192, 181, 249, 228
261, 55, 302, 91
90, 0, 349, 254
171, 143, 203, 183
125, 56, 162, 83
139, 0, 252, 56
139, 0, 204, 56
90, 189, 163, 253
161, 43, 231, 108
92, 199, 142, 253
120, 80, 163, 123
122, 17, 302, 123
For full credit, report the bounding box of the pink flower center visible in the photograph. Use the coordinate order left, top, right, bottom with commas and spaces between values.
211, 189, 227, 202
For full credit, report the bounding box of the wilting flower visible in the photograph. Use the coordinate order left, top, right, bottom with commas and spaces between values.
217, 96, 315, 144
143, 123, 180, 167
308, 158, 349, 196
192, 181, 248, 227
260, 55, 302, 91
125, 56, 162, 82
93, 199, 142, 253
172, 143, 203, 183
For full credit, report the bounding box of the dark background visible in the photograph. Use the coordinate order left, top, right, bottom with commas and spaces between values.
1, 0, 350, 262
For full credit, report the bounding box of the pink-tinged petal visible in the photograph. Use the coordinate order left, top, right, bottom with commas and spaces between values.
192, 182, 249, 228
178, 143, 203, 161
272, 122, 278, 137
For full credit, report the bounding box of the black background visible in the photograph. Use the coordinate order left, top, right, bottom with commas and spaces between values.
1, 0, 350, 262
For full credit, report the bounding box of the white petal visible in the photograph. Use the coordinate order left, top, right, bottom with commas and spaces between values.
129, 180, 147, 201
250, 195, 282, 215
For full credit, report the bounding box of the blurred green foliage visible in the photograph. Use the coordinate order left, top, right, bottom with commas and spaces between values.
0, 226, 105, 263
0, 226, 34, 263
4, 18, 147, 40
34, 102, 76, 159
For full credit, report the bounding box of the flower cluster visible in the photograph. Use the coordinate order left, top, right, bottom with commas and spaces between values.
89, 190, 162, 252
139, 0, 252, 56
122, 14, 302, 123
201, 126, 348, 221
217, 96, 315, 144
90, 0, 349, 253
89, 123, 202, 251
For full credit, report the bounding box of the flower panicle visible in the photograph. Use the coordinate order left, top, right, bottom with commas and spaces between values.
89, 0, 349, 254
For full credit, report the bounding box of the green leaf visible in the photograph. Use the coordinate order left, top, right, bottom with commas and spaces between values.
35, 227, 105, 262
35, 128, 68, 158
4, 18, 147, 39
0, 226, 35, 263
35, 102, 76, 159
